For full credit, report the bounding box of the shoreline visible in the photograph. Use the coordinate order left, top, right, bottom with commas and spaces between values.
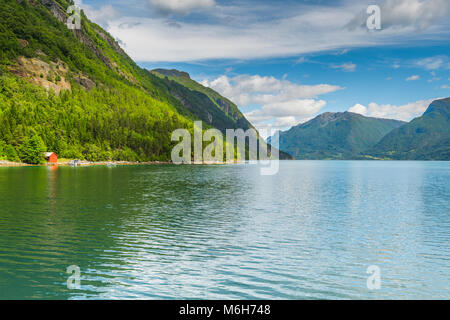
0, 160, 242, 167
1, 159, 448, 167
0, 160, 173, 167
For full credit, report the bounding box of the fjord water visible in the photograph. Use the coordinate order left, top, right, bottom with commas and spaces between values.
0, 161, 448, 299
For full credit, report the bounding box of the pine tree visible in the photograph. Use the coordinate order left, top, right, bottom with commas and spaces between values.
5, 145, 20, 162
19, 135, 46, 164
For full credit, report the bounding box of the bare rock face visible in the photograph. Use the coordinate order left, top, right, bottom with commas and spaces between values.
41, 0, 67, 23
216, 98, 232, 116
17, 39, 29, 48
74, 75, 96, 91
40, 0, 114, 71
9, 56, 71, 94
38, 0, 137, 85
152, 69, 191, 79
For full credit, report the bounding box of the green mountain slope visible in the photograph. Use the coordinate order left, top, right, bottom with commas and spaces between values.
151, 69, 253, 132
150, 69, 293, 159
274, 112, 405, 159
0, 0, 257, 163
369, 98, 450, 160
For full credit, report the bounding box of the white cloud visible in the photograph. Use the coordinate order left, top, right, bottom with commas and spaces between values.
406, 75, 420, 81
201, 74, 342, 107
442, 85, 450, 89
200, 74, 341, 135
347, 0, 450, 30
104, 0, 450, 62
415, 56, 447, 70
382, 0, 450, 29
148, 0, 216, 14
348, 98, 436, 121
388, 56, 450, 71
273, 116, 299, 128
295, 56, 307, 64
428, 77, 441, 83
348, 103, 368, 115
246, 99, 327, 121
107, 9, 368, 62
331, 63, 357, 72
73, 0, 450, 62
246, 100, 326, 139
259, 115, 316, 140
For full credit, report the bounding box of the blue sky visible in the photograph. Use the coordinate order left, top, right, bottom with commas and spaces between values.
77, 0, 450, 136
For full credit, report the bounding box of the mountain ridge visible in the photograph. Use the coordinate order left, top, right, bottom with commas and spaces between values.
151, 68, 253, 133
368, 98, 450, 160
0, 0, 262, 163
274, 111, 406, 159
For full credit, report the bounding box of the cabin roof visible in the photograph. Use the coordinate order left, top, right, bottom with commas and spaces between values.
43, 152, 56, 158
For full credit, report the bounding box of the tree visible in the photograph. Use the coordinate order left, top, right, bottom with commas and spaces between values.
19, 135, 46, 164
5, 145, 20, 162
0, 142, 20, 162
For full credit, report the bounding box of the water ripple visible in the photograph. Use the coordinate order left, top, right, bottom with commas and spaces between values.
0, 162, 449, 299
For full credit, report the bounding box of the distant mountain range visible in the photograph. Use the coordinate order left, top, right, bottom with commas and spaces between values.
270, 112, 405, 159
369, 98, 450, 160
271, 98, 450, 160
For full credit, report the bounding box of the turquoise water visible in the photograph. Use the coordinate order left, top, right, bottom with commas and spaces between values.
0, 161, 448, 299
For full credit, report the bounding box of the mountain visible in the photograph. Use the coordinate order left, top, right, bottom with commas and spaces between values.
151, 69, 253, 132
0, 0, 258, 163
150, 69, 292, 159
274, 112, 405, 159
369, 98, 450, 160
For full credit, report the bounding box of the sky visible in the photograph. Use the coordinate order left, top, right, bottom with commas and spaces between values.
76, 0, 450, 137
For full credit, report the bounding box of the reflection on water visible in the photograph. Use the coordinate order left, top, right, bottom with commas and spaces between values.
0, 161, 448, 299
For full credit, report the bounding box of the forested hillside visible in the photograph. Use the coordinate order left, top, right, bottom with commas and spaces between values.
0, 0, 259, 163
369, 98, 450, 160
152, 69, 253, 133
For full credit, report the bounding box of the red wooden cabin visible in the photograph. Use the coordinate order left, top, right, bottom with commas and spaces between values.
44, 152, 58, 163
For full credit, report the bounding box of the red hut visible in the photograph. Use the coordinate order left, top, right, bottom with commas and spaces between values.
44, 152, 58, 163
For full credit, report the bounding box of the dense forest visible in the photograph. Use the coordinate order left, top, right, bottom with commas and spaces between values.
0, 0, 247, 163
0, 75, 191, 162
